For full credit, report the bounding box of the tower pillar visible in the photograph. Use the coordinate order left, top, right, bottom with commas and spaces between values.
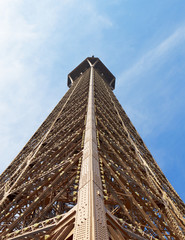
73, 63, 109, 240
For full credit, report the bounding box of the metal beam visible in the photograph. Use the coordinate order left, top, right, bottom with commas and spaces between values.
73, 64, 109, 239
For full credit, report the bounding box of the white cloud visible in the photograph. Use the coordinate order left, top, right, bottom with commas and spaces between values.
118, 24, 185, 85
116, 24, 185, 140
0, 0, 113, 173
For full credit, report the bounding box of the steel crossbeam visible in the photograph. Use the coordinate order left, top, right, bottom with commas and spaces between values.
0, 57, 184, 239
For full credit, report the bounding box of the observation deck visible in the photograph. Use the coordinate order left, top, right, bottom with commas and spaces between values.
67, 56, 116, 90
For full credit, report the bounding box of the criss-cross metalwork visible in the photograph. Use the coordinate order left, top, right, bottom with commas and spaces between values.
0, 57, 184, 240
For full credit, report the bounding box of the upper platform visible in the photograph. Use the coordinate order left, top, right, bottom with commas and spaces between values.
67, 57, 116, 90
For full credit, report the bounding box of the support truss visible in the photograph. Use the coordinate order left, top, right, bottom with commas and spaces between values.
0, 57, 184, 239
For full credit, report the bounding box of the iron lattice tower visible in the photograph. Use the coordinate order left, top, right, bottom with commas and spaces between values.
0, 57, 185, 240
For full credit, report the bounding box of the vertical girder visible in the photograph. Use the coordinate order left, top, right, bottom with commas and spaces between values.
0, 57, 184, 240
73, 63, 109, 240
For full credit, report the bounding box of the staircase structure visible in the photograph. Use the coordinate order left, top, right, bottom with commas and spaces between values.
0, 57, 184, 239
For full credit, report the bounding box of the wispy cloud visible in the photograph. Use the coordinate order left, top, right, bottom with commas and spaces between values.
119, 24, 185, 85
116, 25, 185, 139
0, 0, 113, 173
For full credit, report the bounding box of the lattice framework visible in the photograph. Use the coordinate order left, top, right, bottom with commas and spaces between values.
0, 57, 184, 240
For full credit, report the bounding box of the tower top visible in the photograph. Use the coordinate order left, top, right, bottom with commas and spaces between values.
67, 56, 116, 89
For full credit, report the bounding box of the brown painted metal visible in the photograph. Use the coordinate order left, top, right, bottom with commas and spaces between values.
0, 57, 184, 239
73, 62, 109, 240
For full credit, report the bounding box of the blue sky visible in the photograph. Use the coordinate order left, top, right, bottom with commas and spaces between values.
0, 0, 185, 202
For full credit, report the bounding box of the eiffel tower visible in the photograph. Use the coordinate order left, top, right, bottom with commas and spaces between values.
0, 57, 184, 240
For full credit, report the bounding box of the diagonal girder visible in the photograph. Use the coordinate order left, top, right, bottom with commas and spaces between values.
0, 69, 90, 238
94, 68, 185, 239
0, 57, 185, 240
